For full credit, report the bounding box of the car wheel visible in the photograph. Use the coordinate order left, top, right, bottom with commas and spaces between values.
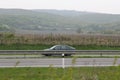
65, 54, 71, 56
44, 54, 52, 56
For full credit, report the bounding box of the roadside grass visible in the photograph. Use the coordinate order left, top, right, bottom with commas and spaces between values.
73, 45, 120, 50
0, 44, 52, 50
0, 44, 120, 50
0, 66, 120, 80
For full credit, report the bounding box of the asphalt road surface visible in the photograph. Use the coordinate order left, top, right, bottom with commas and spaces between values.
0, 58, 120, 67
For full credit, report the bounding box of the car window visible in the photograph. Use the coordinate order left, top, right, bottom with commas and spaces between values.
61, 45, 72, 50
65, 46, 71, 50
54, 46, 61, 50
61, 46, 66, 50
65, 45, 74, 50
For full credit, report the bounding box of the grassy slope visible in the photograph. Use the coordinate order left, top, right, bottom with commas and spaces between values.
0, 67, 120, 80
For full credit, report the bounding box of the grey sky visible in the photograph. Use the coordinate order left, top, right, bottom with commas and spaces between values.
0, 0, 120, 14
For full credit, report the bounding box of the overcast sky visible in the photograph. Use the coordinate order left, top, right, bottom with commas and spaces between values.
0, 0, 120, 14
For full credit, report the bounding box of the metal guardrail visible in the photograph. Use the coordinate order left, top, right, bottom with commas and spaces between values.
0, 50, 120, 55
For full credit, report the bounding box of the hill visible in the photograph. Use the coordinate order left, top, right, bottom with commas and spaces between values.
33, 9, 120, 23
0, 8, 120, 34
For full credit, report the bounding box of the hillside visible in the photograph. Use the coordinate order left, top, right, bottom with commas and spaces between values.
0, 8, 120, 34
34, 9, 120, 23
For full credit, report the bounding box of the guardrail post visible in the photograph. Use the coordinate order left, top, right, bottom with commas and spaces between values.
24, 54, 26, 58
62, 53, 65, 68
100, 53, 102, 57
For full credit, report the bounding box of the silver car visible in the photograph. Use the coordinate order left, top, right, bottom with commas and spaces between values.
43, 45, 76, 56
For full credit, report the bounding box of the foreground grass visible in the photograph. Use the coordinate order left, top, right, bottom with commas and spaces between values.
0, 67, 120, 80
0, 44, 120, 50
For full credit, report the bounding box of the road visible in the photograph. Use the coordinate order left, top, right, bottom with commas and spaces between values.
0, 58, 120, 67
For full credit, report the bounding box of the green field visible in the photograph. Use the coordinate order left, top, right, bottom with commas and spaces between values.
0, 44, 120, 50
0, 67, 120, 80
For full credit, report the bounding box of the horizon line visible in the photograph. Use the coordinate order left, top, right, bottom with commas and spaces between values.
0, 8, 120, 15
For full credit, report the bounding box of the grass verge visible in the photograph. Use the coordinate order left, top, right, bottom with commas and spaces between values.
0, 67, 120, 80
0, 44, 120, 50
